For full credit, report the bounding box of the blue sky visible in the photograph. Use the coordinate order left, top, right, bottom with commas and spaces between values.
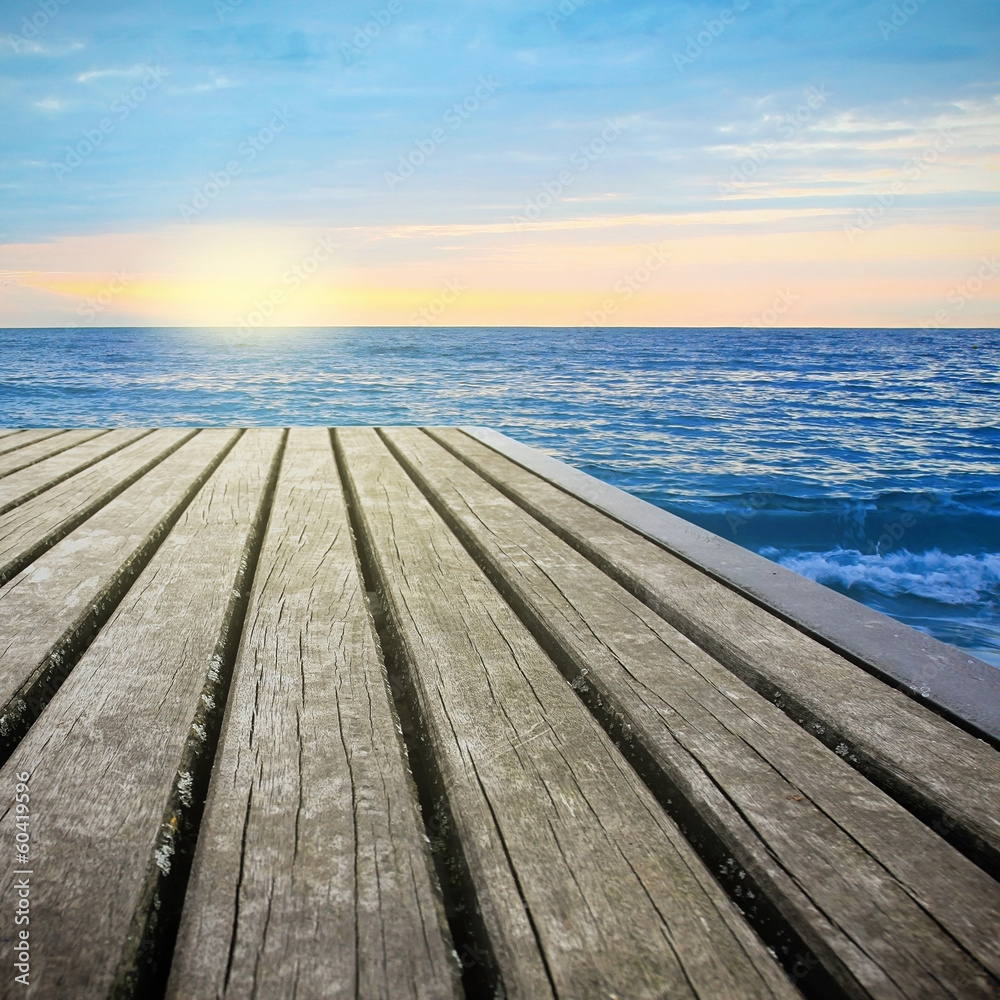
1, 0, 998, 326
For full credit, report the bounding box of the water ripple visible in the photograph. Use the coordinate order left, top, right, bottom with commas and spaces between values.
2, 325, 998, 664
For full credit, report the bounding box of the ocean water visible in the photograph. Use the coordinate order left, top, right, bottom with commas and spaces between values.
2, 325, 999, 667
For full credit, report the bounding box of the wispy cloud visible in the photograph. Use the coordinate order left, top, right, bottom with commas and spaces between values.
76, 64, 154, 83
0, 0, 997, 325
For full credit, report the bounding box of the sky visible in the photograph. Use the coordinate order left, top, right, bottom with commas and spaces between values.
0, 0, 998, 328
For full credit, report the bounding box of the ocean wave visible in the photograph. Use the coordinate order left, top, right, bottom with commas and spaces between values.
680, 489, 1000, 519
5, 326, 999, 663
762, 546, 1000, 607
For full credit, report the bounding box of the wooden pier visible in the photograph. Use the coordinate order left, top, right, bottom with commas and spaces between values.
0, 426, 997, 1000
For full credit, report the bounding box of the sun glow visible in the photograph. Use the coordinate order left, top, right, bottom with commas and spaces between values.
2, 216, 998, 329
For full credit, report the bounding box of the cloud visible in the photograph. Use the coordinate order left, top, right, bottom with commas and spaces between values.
1, 213, 997, 329
1, 0, 998, 324
76, 64, 154, 83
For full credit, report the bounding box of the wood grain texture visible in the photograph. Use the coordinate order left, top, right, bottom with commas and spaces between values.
0, 429, 240, 759
167, 428, 459, 1000
460, 427, 1000, 747
0, 428, 150, 516
0, 429, 105, 479
389, 426, 1000, 1000
430, 427, 1000, 877
336, 427, 799, 1000
0, 429, 65, 458
0, 429, 283, 1000
0, 428, 196, 586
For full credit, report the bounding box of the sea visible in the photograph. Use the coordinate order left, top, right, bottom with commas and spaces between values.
2, 325, 998, 668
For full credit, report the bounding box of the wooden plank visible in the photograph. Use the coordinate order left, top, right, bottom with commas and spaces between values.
0, 428, 196, 587
0, 428, 150, 515
0, 428, 105, 478
387, 426, 1000, 1000
0, 429, 284, 999
0, 429, 241, 760
460, 427, 1000, 745
0, 429, 65, 458
336, 427, 798, 1000
167, 428, 458, 1000
0, 430, 21, 442
431, 427, 1000, 878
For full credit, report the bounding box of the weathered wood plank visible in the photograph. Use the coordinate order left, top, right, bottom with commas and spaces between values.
388, 426, 1000, 1000
0, 428, 196, 586
0, 429, 284, 1000
0, 430, 21, 442
461, 427, 1000, 745
430, 427, 1000, 877
167, 428, 458, 1000
0, 428, 150, 515
336, 427, 798, 1000
0, 429, 65, 458
0, 428, 105, 478
0, 429, 241, 760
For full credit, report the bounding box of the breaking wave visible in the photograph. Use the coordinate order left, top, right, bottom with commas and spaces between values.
761, 546, 1000, 607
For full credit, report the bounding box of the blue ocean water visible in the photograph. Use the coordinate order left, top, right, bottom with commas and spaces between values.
2, 325, 999, 667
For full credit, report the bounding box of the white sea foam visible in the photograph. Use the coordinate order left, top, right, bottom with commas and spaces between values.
763, 546, 1000, 606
